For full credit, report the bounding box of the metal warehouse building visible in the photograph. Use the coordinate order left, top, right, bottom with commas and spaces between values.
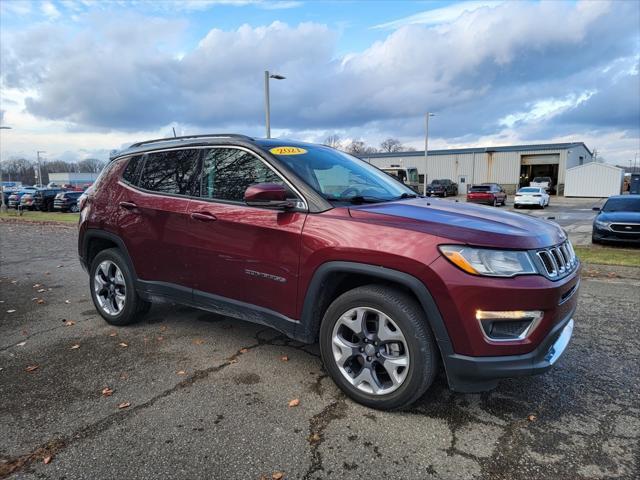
360, 142, 593, 195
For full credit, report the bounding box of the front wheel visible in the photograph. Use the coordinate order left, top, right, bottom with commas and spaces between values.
443, 191, 447, 198
70, 204, 79, 213
492, 198, 498, 207
89, 248, 150, 326
319, 285, 438, 410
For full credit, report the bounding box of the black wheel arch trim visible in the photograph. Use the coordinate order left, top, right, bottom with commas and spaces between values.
297, 261, 455, 354
80, 229, 138, 280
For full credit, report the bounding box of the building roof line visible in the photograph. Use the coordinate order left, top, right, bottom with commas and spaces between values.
359, 142, 592, 159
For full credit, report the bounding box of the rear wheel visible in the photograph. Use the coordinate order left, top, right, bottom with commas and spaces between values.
319, 285, 438, 410
443, 190, 447, 198
89, 248, 150, 326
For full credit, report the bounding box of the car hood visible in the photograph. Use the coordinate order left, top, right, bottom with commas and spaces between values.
596, 211, 640, 223
349, 197, 565, 249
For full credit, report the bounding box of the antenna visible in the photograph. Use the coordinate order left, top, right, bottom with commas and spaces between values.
172, 127, 177, 138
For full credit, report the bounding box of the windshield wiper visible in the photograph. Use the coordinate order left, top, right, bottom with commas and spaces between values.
324, 195, 389, 204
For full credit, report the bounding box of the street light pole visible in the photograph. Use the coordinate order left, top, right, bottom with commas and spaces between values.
264, 70, 286, 139
423, 112, 435, 196
37, 150, 45, 187
0, 126, 13, 213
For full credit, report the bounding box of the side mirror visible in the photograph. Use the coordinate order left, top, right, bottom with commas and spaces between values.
244, 183, 294, 209
592, 207, 601, 211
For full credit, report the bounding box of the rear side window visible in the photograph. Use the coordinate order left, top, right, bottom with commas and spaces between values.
201, 148, 284, 202
122, 155, 144, 185
139, 149, 201, 196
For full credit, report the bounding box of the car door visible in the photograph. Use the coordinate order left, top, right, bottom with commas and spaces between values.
116, 149, 201, 288
184, 146, 306, 320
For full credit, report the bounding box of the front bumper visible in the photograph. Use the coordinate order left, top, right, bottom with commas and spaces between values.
593, 226, 640, 244
443, 310, 575, 392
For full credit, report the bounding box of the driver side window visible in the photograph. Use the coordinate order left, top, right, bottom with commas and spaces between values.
201, 148, 285, 202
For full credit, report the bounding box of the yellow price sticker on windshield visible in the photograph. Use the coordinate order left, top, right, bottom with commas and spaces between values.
269, 146, 307, 155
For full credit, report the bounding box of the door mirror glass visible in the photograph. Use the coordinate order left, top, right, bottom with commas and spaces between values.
592, 207, 601, 211
244, 183, 293, 209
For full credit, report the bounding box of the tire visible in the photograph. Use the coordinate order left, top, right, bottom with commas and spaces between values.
89, 248, 150, 326
319, 285, 439, 410
70, 204, 79, 213
443, 191, 447, 198
492, 198, 498, 207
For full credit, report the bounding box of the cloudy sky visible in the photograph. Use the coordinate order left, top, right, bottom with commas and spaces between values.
1, 0, 639, 165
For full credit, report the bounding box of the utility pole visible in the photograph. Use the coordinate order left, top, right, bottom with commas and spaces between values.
423, 112, 435, 195
1, 126, 13, 213
264, 70, 286, 139
37, 150, 45, 187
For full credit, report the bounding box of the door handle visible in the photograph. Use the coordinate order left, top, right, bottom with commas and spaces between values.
119, 201, 138, 210
190, 212, 217, 222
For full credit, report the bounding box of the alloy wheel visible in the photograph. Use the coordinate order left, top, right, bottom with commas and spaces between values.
94, 260, 127, 315
331, 307, 410, 395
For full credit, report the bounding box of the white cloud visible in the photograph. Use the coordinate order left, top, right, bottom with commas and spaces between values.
0, 0, 638, 165
41, 1, 61, 19
373, 1, 503, 29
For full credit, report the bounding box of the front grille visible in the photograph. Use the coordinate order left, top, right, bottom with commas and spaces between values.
536, 240, 577, 279
610, 223, 640, 233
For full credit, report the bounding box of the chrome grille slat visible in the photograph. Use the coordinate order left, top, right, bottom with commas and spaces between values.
536, 240, 577, 279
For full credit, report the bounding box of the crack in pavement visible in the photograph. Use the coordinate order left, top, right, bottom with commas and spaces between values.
0, 341, 263, 478
302, 398, 348, 480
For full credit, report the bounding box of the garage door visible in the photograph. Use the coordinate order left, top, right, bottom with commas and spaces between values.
521, 154, 560, 165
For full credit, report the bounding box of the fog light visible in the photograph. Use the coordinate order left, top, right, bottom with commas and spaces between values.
476, 310, 543, 341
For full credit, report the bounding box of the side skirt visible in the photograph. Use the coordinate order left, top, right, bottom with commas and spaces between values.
135, 280, 302, 341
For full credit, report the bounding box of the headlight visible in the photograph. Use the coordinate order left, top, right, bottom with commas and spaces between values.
594, 220, 609, 229
439, 245, 537, 277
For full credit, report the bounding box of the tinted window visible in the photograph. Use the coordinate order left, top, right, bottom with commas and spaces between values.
470, 186, 491, 192
518, 188, 540, 193
201, 148, 285, 202
122, 155, 144, 185
602, 197, 640, 212
139, 149, 201, 196
263, 143, 414, 201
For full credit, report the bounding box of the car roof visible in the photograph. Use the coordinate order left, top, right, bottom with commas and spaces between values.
111, 134, 323, 160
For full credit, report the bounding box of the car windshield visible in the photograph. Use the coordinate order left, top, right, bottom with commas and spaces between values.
262, 143, 416, 203
431, 180, 444, 185
470, 186, 491, 192
518, 188, 540, 193
602, 197, 640, 212
532, 177, 551, 183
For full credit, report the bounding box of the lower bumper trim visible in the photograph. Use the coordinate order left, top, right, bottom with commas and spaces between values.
443, 313, 574, 393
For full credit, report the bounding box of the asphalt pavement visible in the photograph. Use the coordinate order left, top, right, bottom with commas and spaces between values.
1, 221, 638, 479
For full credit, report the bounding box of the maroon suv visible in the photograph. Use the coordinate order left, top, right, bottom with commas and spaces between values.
78, 134, 579, 409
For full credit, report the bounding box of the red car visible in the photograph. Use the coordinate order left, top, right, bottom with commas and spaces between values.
467, 183, 507, 207
78, 135, 579, 409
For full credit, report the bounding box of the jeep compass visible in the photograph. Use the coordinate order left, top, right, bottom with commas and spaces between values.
78, 134, 579, 410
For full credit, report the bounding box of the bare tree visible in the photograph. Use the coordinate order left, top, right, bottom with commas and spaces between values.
78, 158, 107, 173
343, 140, 377, 155
379, 138, 416, 153
323, 134, 343, 149
379, 138, 403, 153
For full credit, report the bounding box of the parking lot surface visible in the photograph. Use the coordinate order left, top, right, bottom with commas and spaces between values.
1, 221, 638, 479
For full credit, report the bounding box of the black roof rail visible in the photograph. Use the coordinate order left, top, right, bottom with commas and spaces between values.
129, 133, 255, 148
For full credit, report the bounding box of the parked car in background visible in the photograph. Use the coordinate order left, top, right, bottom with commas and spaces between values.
381, 167, 420, 193
79, 134, 579, 410
7, 187, 38, 208
19, 193, 36, 210
54, 191, 83, 212
530, 176, 554, 194
466, 184, 507, 207
592, 195, 640, 245
514, 187, 550, 209
33, 188, 65, 212
426, 179, 458, 197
